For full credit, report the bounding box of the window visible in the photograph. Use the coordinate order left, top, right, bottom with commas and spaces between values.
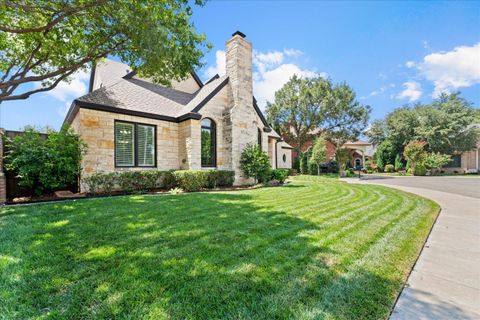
445, 154, 461, 168
258, 128, 262, 148
355, 158, 361, 167
283, 154, 287, 163
115, 121, 156, 167
201, 118, 216, 167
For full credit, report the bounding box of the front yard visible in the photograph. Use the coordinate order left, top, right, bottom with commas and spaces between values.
0, 176, 439, 320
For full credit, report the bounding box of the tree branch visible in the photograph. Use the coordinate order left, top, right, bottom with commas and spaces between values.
0, 69, 77, 101
0, 0, 108, 34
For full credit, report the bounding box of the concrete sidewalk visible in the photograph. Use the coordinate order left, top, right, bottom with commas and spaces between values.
343, 178, 480, 319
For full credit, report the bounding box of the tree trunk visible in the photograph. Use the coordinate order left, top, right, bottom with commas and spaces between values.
317, 164, 320, 176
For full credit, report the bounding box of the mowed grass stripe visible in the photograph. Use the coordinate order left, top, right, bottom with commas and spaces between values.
0, 175, 439, 320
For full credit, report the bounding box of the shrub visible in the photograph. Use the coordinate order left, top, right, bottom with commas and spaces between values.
173, 170, 209, 191
423, 152, 451, 175
4, 126, 86, 195
384, 164, 395, 173
403, 140, 427, 175
206, 170, 235, 188
83, 172, 117, 195
414, 164, 427, 176
240, 144, 271, 183
376, 157, 385, 172
271, 169, 289, 183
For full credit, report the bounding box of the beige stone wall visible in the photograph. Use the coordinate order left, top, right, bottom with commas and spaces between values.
178, 119, 201, 170
73, 108, 181, 181
197, 85, 232, 170
277, 142, 292, 169
442, 149, 479, 173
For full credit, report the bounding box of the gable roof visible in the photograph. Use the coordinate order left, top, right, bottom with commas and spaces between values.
65, 60, 271, 129
64, 74, 229, 124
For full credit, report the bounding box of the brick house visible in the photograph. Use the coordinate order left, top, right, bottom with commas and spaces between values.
63, 31, 292, 190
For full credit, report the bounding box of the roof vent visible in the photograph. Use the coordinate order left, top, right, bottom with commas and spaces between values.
232, 31, 246, 38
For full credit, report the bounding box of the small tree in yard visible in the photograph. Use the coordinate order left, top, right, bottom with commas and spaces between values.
240, 144, 271, 184
394, 154, 403, 171
4, 126, 86, 195
335, 148, 351, 177
423, 153, 451, 175
309, 136, 328, 175
403, 140, 427, 176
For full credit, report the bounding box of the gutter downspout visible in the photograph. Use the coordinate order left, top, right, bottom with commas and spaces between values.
275, 140, 279, 169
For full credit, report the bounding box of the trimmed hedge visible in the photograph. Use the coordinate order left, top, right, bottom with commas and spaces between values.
82, 170, 235, 195
270, 169, 289, 184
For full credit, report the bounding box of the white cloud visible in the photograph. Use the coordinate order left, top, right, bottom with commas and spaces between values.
422, 40, 430, 49
405, 61, 416, 68
204, 50, 226, 79
42, 69, 90, 102
397, 81, 422, 102
203, 48, 320, 109
416, 42, 480, 97
284, 48, 303, 57
254, 64, 317, 108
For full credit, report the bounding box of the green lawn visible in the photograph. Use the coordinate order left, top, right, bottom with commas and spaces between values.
0, 176, 439, 320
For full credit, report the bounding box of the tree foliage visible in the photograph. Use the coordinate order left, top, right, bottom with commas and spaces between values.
375, 140, 396, 167
240, 144, 271, 184
266, 75, 371, 154
4, 125, 86, 194
376, 93, 478, 155
394, 154, 403, 171
0, 0, 208, 101
403, 140, 427, 175
366, 119, 387, 145
423, 152, 451, 175
309, 136, 328, 175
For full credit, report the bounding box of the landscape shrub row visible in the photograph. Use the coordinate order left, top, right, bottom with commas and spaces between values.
83, 170, 235, 195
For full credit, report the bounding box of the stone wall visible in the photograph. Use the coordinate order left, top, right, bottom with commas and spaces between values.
73, 108, 181, 179
277, 142, 292, 169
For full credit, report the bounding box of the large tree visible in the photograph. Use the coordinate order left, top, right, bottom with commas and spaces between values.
0, 0, 208, 101
379, 93, 478, 155
266, 75, 371, 154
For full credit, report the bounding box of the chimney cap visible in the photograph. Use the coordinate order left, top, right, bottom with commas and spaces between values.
232, 31, 246, 38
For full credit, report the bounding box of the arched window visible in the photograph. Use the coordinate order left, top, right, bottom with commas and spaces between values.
201, 118, 216, 167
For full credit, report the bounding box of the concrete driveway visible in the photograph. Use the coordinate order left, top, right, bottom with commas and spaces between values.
343, 175, 480, 319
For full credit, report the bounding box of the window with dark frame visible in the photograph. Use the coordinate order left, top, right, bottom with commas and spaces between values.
201, 118, 216, 167
283, 154, 287, 163
258, 128, 262, 148
114, 121, 156, 167
444, 154, 461, 168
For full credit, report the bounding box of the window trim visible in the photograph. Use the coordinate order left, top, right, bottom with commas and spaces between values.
114, 120, 157, 168
201, 117, 216, 168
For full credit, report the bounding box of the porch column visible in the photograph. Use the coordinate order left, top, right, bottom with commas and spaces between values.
361, 150, 365, 168
477, 147, 479, 172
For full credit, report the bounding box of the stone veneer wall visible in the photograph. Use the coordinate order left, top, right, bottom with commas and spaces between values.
73, 108, 180, 182
226, 34, 270, 184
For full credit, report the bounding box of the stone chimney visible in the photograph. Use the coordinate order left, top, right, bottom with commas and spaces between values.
226, 31, 253, 111
225, 31, 259, 185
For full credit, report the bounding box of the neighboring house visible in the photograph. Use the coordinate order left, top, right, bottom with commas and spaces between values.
443, 124, 480, 173
291, 137, 374, 169
64, 31, 292, 190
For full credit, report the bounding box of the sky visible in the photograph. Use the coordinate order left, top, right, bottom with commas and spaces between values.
1, 0, 479, 131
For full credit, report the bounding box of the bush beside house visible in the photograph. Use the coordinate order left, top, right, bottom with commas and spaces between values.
83, 170, 236, 195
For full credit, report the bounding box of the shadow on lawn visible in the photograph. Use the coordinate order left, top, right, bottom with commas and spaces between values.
0, 192, 456, 319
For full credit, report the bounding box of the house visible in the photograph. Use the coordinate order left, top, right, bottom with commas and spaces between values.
291, 135, 374, 169
442, 124, 480, 173
64, 31, 292, 190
